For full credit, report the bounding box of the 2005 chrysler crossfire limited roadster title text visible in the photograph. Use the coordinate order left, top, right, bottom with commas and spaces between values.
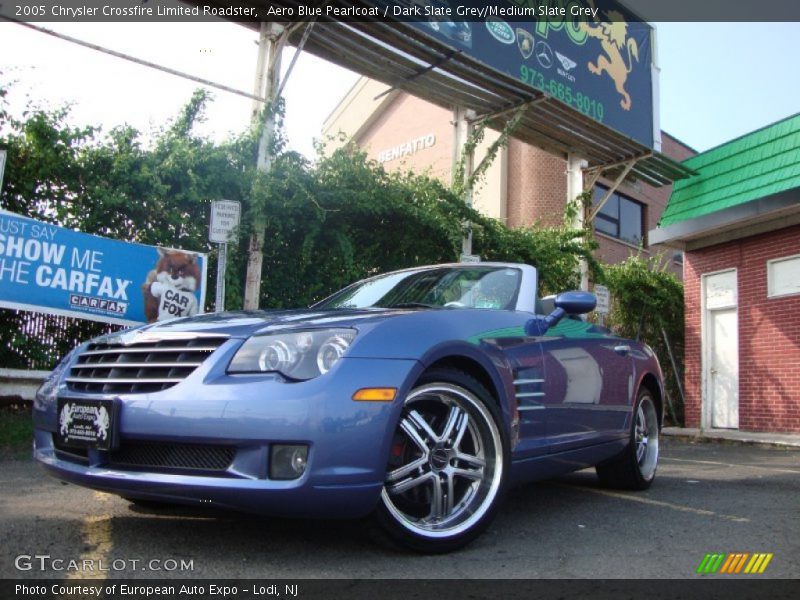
34, 263, 663, 552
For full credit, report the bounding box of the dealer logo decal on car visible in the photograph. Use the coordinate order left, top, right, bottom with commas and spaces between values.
59, 403, 110, 443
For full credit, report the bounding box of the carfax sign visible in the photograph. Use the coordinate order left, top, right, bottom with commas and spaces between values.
0, 210, 207, 326
395, 0, 655, 147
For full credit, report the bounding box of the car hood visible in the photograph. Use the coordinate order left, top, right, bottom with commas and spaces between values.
132, 308, 414, 338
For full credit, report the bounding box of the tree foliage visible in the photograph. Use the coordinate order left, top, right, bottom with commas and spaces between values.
0, 84, 676, 420
602, 255, 685, 424
236, 143, 599, 308
0, 88, 244, 368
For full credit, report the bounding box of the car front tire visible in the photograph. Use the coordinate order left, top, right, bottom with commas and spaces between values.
375, 368, 509, 553
596, 387, 660, 490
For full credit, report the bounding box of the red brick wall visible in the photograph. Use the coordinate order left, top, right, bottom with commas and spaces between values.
506, 139, 567, 228
684, 224, 800, 432
661, 132, 696, 163
593, 133, 691, 278
505, 132, 691, 278
358, 93, 454, 181
349, 93, 695, 276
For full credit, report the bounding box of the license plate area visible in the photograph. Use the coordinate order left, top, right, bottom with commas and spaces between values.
56, 398, 117, 451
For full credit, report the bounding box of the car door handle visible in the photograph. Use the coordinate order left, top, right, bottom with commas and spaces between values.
614, 345, 631, 356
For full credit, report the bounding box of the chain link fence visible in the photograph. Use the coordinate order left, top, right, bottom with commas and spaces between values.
0, 309, 124, 371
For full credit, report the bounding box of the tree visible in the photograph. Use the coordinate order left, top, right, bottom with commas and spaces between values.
602, 255, 685, 424
0, 86, 606, 369
0, 88, 244, 367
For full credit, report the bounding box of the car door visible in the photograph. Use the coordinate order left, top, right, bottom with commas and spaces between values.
540, 320, 634, 453
493, 336, 548, 459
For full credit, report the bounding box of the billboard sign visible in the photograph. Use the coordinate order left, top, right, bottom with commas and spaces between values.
392, 0, 654, 147
0, 210, 207, 326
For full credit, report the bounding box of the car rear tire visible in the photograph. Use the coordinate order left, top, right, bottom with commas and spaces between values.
375, 368, 509, 553
596, 387, 660, 490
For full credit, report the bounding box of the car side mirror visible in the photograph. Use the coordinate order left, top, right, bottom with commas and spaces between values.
524, 291, 596, 336
554, 291, 596, 315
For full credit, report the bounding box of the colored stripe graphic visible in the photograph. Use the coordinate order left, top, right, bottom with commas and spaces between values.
744, 553, 774, 574
697, 553, 725, 574
698, 553, 773, 574
733, 553, 750, 573
720, 553, 736, 573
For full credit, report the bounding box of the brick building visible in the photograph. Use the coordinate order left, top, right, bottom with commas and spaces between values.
651, 114, 800, 433
323, 78, 695, 276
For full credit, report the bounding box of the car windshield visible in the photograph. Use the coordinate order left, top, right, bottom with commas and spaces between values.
315, 266, 522, 310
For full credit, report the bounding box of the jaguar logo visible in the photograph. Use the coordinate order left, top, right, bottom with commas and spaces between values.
582, 10, 640, 111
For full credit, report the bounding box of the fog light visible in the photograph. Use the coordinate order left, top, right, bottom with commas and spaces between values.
270, 444, 309, 480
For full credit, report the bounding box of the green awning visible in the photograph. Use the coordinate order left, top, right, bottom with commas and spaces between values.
660, 113, 800, 227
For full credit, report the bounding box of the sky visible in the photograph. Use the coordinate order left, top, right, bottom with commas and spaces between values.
1, 20, 798, 157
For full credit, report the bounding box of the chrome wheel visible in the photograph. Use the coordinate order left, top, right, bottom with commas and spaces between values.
635, 395, 659, 481
380, 381, 504, 540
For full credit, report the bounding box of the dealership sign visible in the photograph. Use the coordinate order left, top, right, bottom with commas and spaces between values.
396, 0, 655, 147
0, 210, 207, 326
377, 133, 437, 163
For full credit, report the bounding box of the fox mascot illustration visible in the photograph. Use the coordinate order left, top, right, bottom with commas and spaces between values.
142, 249, 201, 323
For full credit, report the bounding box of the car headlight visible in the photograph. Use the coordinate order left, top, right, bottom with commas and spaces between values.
228, 328, 357, 380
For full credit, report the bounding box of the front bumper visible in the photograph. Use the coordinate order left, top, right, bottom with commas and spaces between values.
34, 343, 421, 518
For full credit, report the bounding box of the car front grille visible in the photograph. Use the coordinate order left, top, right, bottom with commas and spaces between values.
66, 334, 228, 394
107, 441, 236, 473
51, 436, 237, 475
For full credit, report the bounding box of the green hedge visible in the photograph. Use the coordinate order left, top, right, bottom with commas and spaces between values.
0, 88, 685, 426
602, 256, 685, 425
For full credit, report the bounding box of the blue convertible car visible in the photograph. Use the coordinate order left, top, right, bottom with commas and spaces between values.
34, 263, 663, 552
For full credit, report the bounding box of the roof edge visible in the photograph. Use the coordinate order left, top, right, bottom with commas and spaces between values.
649, 190, 800, 249
683, 111, 800, 164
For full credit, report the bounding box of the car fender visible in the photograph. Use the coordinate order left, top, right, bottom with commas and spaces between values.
631, 342, 667, 426
415, 340, 519, 447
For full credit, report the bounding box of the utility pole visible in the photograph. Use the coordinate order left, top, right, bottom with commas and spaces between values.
567, 154, 589, 291
243, 22, 286, 310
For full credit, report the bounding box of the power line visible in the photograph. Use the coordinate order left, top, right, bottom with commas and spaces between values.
3, 17, 266, 103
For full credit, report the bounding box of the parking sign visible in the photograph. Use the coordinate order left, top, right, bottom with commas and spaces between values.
209, 200, 241, 243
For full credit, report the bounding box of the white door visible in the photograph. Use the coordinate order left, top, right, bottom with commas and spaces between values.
709, 308, 739, 429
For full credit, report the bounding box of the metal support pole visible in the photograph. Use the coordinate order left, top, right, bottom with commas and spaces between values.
587, 159, 638, 223
243, 22, 286, 310
661, 326, 684, 425
567, 154, 589, 291
0, 149, 6, 194
216, 242, 227, 312
452, 107, 476, 257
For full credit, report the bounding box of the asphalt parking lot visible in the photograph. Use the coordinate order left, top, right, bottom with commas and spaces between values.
1, 439, 798, 580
